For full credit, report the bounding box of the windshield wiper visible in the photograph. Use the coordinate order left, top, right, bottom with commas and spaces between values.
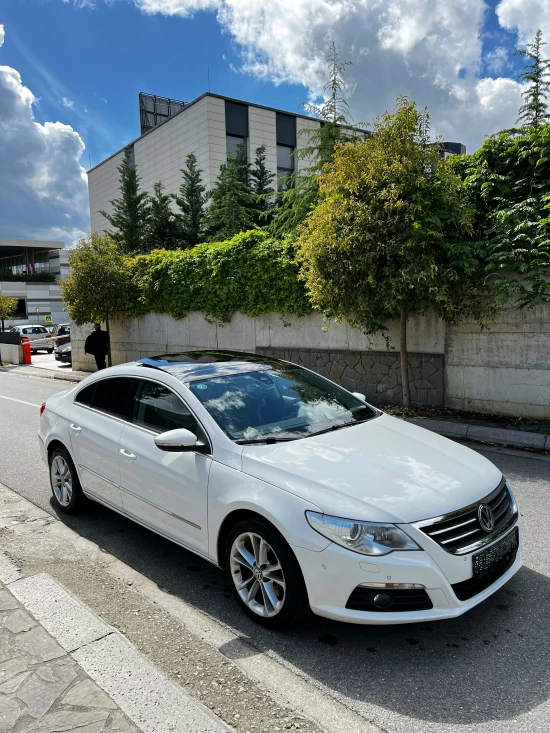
307, 418, 373, 438
236, 436, 297, 445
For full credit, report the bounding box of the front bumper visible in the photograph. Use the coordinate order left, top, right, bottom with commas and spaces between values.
293, 521, 522, 625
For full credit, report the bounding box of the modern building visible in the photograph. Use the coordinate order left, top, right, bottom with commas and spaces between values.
87, 91, 466, 234
0, 239, 70, 328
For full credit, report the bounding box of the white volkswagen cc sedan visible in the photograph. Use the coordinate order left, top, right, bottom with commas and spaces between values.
39, 351, 522, 628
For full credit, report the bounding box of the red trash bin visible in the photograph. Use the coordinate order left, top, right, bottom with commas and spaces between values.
21, 337, 32, 364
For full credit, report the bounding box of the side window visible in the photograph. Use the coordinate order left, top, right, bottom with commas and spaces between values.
22, 328, 32, 334
91, 378, 137, 421
74, 383, 96, 407
133, 381, 197, 434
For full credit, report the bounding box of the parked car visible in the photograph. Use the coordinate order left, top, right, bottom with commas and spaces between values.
39, 351, 522, 629
10, 325, 54, 353
53, 323, 71, 347
54, 343, 72, 364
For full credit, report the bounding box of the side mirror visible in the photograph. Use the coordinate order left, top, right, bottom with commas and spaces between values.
352, 391, 366, 402
154, 428, 198, 452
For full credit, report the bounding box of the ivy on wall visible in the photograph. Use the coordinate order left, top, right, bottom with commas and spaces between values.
129, 230, 312, 323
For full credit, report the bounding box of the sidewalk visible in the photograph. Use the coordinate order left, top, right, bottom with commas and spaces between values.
0, 577, 139, 733
0, 556, 231, 733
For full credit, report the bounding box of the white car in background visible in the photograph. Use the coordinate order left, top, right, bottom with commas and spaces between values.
39, 351, 522, 628
10, 324, 55, 353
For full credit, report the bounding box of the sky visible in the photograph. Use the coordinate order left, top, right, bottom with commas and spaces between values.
1, 0, 549, 246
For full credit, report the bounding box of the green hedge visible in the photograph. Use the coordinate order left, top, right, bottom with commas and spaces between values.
129, 230, 312, 322
0, 271, 56, 283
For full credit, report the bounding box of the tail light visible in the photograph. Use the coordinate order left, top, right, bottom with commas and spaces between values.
40, 402, 46, 417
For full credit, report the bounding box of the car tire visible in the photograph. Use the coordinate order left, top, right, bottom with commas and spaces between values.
49, 447, 83, 513
225, 519, 309, 629
47, 349, 54, 354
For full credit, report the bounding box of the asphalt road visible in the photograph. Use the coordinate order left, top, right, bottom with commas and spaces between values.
1, 369, 549, 733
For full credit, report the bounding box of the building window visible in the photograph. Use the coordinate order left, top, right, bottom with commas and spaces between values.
225, 101, 249, 137
276, 113, 297, 191
226, 134, 247, 161
277, 144, 294, 190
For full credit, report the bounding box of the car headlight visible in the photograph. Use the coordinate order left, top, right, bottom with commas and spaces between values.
305, 511, 420, 556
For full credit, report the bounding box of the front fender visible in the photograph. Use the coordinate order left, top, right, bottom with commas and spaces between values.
207, 461, 331, 563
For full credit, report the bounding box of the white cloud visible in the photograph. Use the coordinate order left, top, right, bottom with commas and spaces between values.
485, 46, 509, 75
0, 29, 89, 245
0, 25, 5, 48
107, 0, 527, 151
496, 0, 550, 43
61, 96, 75, 108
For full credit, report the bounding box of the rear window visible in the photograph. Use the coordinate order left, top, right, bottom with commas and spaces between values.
74, 378, 136, 421
92, 378, 136, 420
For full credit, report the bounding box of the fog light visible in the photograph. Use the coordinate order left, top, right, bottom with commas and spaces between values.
372, 592, 392, 608
358, 582, 425, 589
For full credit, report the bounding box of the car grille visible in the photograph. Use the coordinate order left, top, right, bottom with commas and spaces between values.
417, 480, 517, 555
346, 587, 433, 613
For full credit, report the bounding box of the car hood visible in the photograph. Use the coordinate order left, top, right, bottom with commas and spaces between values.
240, 414, 502, 523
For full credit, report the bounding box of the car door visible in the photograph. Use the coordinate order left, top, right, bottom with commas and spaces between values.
118, 378, 211, 555
68, 377, 137, 509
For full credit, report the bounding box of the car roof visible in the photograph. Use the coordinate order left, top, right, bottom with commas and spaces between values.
136, 350, 289, 383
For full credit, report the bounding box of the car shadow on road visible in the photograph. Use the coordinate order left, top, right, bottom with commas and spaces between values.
53, 493, 550, 729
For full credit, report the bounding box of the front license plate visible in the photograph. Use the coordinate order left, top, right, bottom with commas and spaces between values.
473, 528, 519, 576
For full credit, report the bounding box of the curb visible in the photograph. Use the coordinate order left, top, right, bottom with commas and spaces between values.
405, 417, 550, 451
1, 556, 232, 733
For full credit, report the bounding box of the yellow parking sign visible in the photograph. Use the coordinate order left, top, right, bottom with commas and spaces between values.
44, 314, 53, 323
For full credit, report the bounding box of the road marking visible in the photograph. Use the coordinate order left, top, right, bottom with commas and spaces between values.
0, 394, 41, 408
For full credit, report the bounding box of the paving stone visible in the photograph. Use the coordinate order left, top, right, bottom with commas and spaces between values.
0, 669, 32, 694
0, 657, 28, 684
104, 711, 139, 732
329, 361, 344, 380
3, 610, 36, 634
15, 627, 65, 664
0, 694, 22, 732
17, 662, 77, 718
63, 679, 117, 709
19, 709, 109, 733
0, 590, 19, 611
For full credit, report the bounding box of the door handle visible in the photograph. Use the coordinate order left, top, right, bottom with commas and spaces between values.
120, 448, 136, 460
70, 424, 82, 434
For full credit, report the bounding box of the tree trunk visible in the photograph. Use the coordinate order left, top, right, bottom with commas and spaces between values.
105, 313, 112, 368
400, 308, 410, 408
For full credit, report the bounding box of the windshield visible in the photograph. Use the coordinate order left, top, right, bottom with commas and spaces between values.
188, 365, 377, 442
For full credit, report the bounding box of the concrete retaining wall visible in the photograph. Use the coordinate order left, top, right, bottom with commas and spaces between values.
70, 305, 550, 419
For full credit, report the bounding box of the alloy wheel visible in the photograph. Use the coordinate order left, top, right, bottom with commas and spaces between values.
50, 455, 73, 507
230, 532, 286, 618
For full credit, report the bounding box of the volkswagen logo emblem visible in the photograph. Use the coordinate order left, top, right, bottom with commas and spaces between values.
478, 504, 495, 533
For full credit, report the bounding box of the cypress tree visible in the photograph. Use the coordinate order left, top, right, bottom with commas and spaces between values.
100, 146, 150, 253
145, 182, 182, 251
174, 153, 208, 247
206, 141, 255, 241
516, 29, 550, 128
249, 145, 276, 226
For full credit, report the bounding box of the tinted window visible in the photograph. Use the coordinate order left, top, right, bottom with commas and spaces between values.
74, 383, 96, 407
276, 112, 296, 147
225, 100, 248, 137
188, 366, 376, 442
91, 378, 136, 420
133, 381, 197, 434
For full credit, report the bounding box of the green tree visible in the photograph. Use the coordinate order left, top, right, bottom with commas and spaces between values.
174, 153, 208, 247
272, 42, 361, 236
206, 141, 255, 241
60, 234, 138, 366
145, 182, 182, 251
100, 146, 150, 254
0, 293, 18, 331
449, 125, 550, 307
249, 145, 276, 226
516, 29, 550, 128
296, 97, 496, 407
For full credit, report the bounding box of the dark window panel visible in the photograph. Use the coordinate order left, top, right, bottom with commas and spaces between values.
276, 113, 296, 147
277, 144, 294, 170
227, 135, 246, 160
225, 101, 249, 137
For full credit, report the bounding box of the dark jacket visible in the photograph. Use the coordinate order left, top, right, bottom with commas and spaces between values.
85, 330, 110, 356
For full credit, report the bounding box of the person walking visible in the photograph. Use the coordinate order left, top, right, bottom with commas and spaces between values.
85, 323, 110, 371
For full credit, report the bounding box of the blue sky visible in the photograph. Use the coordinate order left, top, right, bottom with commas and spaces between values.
0, 0, 548, 244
